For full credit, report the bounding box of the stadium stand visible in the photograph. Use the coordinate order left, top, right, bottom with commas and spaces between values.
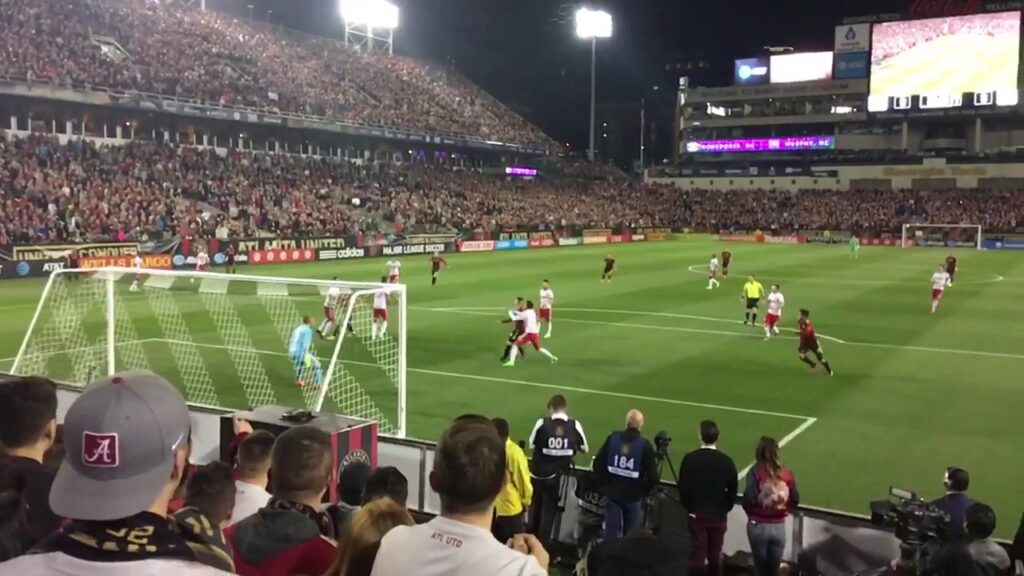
0, 0, 555, 149
4, 131, 1024, 245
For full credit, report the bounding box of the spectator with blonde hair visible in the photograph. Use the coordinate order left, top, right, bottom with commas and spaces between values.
326, 498, 414, 576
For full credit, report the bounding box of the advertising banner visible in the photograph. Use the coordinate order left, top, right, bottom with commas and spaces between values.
4, 242, 139, 261
495, 239, 529, 251
528, 238, 556, 248
314, 247, 366, 262
377, 243, 448, 257
804, 230, 852, 244
582, 236, 609, 245
251, 248, 318, 264
557, 238, 583, 247
583, 228, 613, 238
387, 233, 459, 246
762, 235, 807, 244
734, 57, 770, 86
637, 227, 670, 241
458, 240, 496, 252
834, 24, 871, 53
82, 253, 173, 269
982, 239, 1024, 250
0, 259, 68, 279
720, 233, 761, 243
834, 51, 869, 79
863, 237, 904, 247
770, 52, 834, 84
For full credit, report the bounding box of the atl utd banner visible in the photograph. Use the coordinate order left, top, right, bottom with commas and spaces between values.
2, 242, 139, 261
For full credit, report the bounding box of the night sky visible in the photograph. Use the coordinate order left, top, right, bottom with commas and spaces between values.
209, 0, 910, 147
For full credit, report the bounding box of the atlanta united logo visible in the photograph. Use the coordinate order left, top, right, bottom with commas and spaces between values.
338, 448, 371, 478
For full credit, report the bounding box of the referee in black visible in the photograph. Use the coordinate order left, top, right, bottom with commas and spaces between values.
527, 394, 588, 547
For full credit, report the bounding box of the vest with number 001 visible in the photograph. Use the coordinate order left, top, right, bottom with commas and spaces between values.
531, 417, 578, 477
606, 431, 645, 480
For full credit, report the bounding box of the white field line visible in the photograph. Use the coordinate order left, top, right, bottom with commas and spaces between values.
421, 306, 1024, 361
146, 337, 811, 421
737, 417, 818, 480
685, 264, 1005, 286
417, 306, 847, 344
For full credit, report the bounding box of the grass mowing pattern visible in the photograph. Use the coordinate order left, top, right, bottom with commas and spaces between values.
1, 237, 1022, 536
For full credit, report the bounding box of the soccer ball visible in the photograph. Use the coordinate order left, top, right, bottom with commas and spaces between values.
351, 198, 362, 207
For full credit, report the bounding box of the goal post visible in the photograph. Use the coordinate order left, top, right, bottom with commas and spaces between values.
901, 224, 983, 249
11, 267, 408, 437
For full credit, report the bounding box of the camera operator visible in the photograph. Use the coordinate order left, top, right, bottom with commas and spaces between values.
930, 467, 975, 541
923, 503, 1010, 576
527, 394, 588, 547
593, 409, 658, 542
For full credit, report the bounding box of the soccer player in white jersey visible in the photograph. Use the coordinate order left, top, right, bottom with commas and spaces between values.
372, 276, 389, 340
763, 284, 785, 340
930, 264, 951, 314
539, 279, 554, 338
191, 249, 209, 284
503, 301, 558, 367
707, 254, 720, 290
386, 259, 401, 283
129, 255, 144, 292
318, 277, 343, 339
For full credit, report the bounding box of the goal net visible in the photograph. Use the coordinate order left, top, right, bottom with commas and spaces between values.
901, 224, 982, 249
11, 267, 407, 437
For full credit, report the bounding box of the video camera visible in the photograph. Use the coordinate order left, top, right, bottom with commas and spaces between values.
654, 430, 672, 458
870, 487, 950, 575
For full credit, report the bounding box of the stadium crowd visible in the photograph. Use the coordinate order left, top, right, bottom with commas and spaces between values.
4, 133, 1024, 246
0, 374, 1021, 576
0, 0, 553, 148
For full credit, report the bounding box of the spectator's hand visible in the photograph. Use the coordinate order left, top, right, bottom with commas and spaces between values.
233, 415, 253, 436
509, 533, 549, 571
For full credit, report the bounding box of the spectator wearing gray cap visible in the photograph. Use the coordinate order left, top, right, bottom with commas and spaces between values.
0, 370, 234, 575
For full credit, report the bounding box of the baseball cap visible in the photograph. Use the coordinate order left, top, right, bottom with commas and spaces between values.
50, 370, 192, 521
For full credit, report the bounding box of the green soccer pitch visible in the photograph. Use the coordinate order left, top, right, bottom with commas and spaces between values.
1, 236, 1022, 536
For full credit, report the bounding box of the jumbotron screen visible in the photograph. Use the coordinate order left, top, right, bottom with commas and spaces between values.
869, 12, 1021, 112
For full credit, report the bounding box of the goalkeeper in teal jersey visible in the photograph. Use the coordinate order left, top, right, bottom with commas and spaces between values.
289, 315, 322, 388
849, 235, 860, 258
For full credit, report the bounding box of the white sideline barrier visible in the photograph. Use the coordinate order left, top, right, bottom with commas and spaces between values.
49, 387, 908, 574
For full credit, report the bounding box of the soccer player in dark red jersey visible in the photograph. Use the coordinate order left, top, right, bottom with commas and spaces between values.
721, 250, 732, 279
797, 309, 833, 376
601, 255, 616, 283
430, 252, 448, 287
945, 255, 957, 286
499, 297, 527, 362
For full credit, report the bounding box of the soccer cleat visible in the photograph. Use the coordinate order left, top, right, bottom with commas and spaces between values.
502, 361, 515, 367
550, 355, 559, 364
808, 364, 817, 373
545, 333, 552, 339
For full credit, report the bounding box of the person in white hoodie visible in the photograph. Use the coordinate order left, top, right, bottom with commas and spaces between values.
0, 371, 233, 575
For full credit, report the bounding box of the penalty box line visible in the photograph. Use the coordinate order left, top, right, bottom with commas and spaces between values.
133, 337, 814, 422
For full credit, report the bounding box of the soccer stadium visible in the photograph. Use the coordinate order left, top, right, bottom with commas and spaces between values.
1, 0, 1023, 574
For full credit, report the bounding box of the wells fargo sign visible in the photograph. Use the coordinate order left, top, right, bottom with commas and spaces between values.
81, 254, 173, 269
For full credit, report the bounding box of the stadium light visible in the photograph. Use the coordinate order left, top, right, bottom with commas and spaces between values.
575, 8, 613, 162
340, 0, 399, 54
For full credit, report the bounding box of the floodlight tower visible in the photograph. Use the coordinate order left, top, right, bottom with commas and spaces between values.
575, 7, 612, 162
340, 0, 399, 55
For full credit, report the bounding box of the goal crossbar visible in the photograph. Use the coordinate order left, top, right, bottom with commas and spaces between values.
901, 224, 982, 249
12, 266, 408, 437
